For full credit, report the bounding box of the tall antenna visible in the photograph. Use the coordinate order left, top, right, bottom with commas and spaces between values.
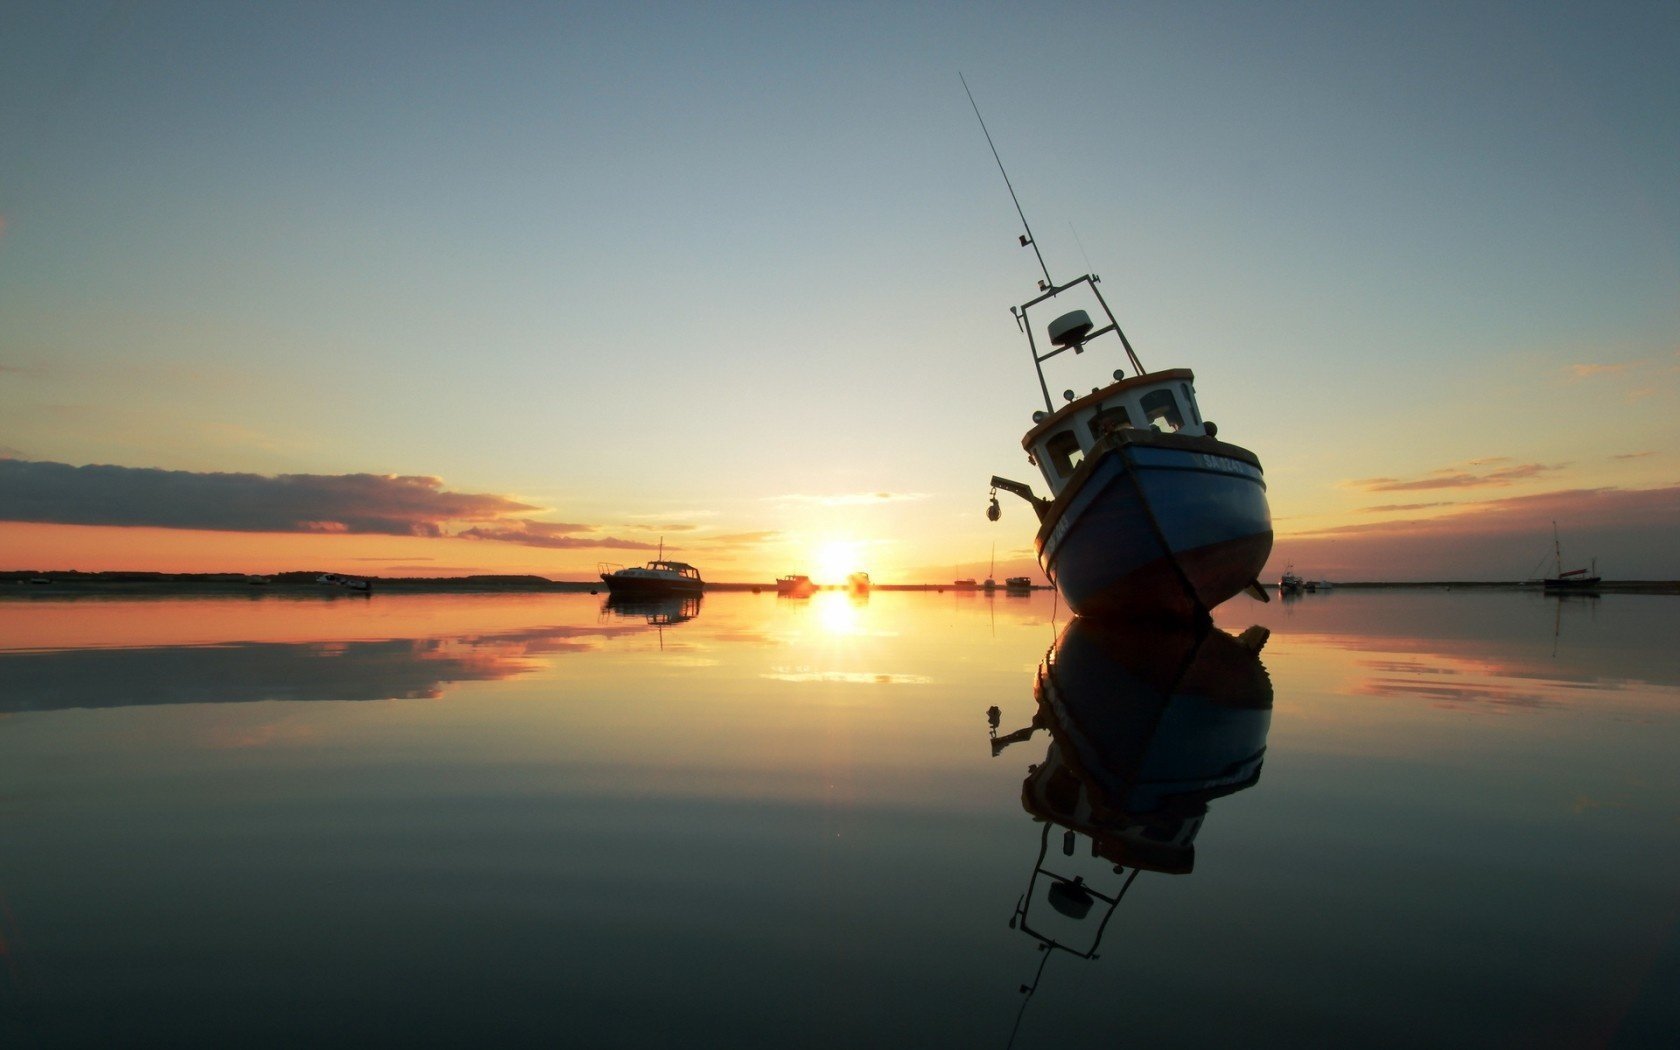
960, 73, 1054, 289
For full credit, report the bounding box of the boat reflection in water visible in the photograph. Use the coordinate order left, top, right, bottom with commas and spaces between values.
989, 616, 1273, 1039
602, 593, 703, 627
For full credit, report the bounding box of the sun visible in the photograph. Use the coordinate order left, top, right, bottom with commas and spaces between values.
814, 539, 863, 585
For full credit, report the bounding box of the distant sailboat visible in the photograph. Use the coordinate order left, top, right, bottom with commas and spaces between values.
1543, 522, 1600, 592
984, 544, 997, 591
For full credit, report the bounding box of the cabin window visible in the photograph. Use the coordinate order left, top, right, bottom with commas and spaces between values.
1141, 390, 1183, 432
1045, 430, 1084, 478
1179, 383, 1201, 424
1089, 405, 1133, 440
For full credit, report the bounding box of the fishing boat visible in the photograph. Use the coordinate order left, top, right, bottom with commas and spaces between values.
1543, 522, 1601, 592
1004, 576, 1034, 592
1279, 566, 1304, 595
599, 544, 704, 597
970, 90, 1271, 622
776, 574, 817, 598
984, 281, 1274, 619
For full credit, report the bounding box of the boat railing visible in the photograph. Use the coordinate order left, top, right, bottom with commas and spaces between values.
1013, 273, 1147, 414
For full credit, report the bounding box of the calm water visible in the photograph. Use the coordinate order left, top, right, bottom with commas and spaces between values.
2, 588, 1676, 1048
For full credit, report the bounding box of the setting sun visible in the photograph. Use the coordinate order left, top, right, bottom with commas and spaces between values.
814, 539, 864, 586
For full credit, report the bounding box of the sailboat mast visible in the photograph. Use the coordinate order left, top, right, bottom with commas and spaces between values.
1552, 521, 1562, 577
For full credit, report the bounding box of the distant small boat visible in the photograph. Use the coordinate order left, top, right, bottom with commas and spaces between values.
846, 571, 871, 594
953, 578, 979, 589
776, 574, 817, 598
1279, 566, 1304, 595
1005, 576, 1034, 592
1543, 522, 1600, 592
316, 572, 372, 593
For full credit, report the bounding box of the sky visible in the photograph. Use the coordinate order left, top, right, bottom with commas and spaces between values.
2, 1, 1676, 583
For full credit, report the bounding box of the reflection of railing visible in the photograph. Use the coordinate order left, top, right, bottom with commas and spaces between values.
1004, 821, 1141, 1045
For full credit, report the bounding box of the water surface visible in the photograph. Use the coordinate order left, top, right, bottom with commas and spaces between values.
2, 588, 1676, 1047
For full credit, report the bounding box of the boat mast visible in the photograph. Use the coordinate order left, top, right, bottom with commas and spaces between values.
961, 73, 1053, 289
1552, 521, 1562, 577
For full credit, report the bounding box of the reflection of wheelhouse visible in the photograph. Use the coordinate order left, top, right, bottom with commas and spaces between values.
603, 594, 702, 626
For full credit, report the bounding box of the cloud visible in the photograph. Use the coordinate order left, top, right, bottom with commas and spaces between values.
1612, 451, 1655, 461
0, 458, 536, 535
626, 509, 717, 521
459, 523, 659, 551
1348, 461, 1564, 492
1276, 484, 1680, 580
1361, 501, 1454, 513
763, 492, 930, 507
1568, 363, 1630, 380
691, 530, 780, 550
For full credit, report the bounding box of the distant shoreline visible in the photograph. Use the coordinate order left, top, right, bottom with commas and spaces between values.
3, 571, 1677, 596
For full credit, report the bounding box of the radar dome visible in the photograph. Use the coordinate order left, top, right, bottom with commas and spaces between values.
1048, 310, 1093, 348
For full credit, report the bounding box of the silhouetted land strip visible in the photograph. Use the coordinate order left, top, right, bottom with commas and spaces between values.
3, 571, 1677, 596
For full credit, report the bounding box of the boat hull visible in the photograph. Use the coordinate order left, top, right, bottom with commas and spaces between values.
1543, 577, 1602, 592
1036, 433, 1272, 620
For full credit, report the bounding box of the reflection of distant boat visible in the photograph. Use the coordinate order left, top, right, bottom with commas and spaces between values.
604, 594, 702, 625
776, 575, 816, 598
1004, 576, 1034, 593
1543, 522, 1601, 592
847, 571, 871, 595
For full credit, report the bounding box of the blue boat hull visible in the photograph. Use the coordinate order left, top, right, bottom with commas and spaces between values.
1037, 435, 1272, 620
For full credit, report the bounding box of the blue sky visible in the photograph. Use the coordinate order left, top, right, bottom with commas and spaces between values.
2, 2, 1676, 580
